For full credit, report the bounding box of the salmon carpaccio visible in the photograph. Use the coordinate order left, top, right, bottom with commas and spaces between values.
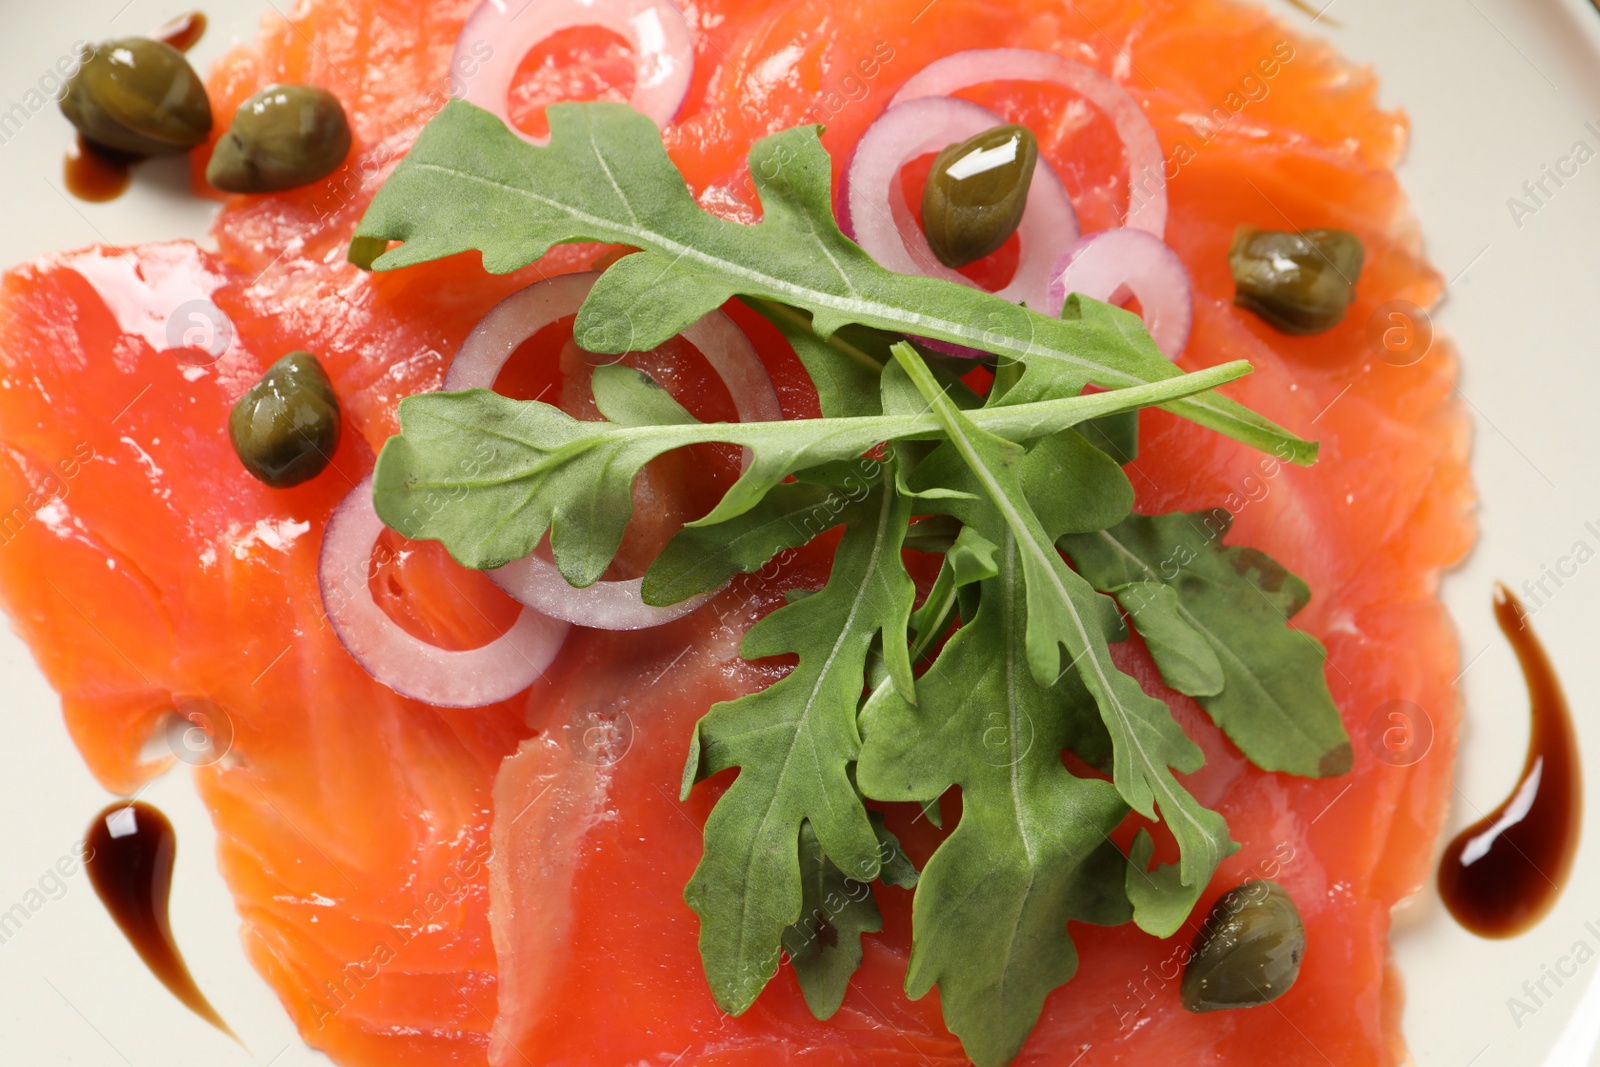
0, 0, 1472, 1063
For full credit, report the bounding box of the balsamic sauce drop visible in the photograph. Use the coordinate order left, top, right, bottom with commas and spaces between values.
83, 801, 237, 1039
1437, 584, 1582, 937
62, 11, 208, 203
153, 10, 209, 52
63, 137, 136, 202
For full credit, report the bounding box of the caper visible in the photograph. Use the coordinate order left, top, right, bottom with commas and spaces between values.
206, 85, 352, 193
921, 124, 1038, 268
60, 38, 212, 156
1228, 226, 1365, 335
229, 352, 342, 488
1180, 880, 1306, 1013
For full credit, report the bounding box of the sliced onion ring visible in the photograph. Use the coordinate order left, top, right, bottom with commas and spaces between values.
444, 271, 600, 392
891, 48, 1168, 237
841, 96, 1079, 320
448, 272, 782, 630
1046, 228, 1193, 360
320, 477, 570, 708
452, 0, 695, 144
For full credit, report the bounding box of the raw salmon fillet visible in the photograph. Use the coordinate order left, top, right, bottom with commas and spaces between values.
0, 0, 1471, 1064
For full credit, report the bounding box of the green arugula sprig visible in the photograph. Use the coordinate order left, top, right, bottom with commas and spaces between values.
352, 101, 1352, 1067
888, 345, 1238, 945
679, 466, 917, 1014
370, 355, 1244, 582
352, 99, 1315, 464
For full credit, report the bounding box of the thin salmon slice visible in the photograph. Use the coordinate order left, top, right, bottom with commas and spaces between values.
0, 0, 1470, 1064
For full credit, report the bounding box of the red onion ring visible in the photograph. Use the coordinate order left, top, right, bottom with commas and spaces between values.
452, 0, 695, 144
444, 271, 600, 392
841, 96, 1080, 318
448, 272, 782, 630
320, 477, 570, 707
890, 48, 1168, 237
1046, 228, 1193, 360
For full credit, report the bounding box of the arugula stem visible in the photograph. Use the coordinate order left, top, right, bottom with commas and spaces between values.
526, 359, 1248, 472
746, 297, 886, 374
861, 562, 961, 714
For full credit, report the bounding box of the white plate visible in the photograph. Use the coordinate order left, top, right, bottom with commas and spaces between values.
2, 1, 1599, 1064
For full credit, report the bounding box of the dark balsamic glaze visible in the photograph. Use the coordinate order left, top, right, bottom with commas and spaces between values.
63, 136, 136, 202
62, 11, 207, 202
84, 801, 237, 1039
1437, 584, 1582, 937
152, 11, 208, 52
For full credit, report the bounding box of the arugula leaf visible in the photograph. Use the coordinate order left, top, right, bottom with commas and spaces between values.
863, 522, 999, 710
1059, 511, 1353, 778
680, 474, 915, 1015
590, 363, 697, 426
856, 529, 1131, 1067
1079, 411, 1139, 463
352, 100, 1314, 463
371, 361, 1247, 579
942, 526, 1002, 588
901, 514, 963, 554
1116, 583, 1226, 697
1124, 828, 1204, 943
892, 344, 1235, 938
782, 814, 918, 1020
1020, 428, 1134, 536
641, 479, 841, 607
745, 299, 888, 419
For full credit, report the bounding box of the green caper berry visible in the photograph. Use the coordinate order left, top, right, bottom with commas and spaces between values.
1228, 226, 1365, 335
229, 352, 342, 488
60, 38, 212, 156
1180, 880, 1306, 1013
921, 124, 1039, 268
206, 85, 352, 194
